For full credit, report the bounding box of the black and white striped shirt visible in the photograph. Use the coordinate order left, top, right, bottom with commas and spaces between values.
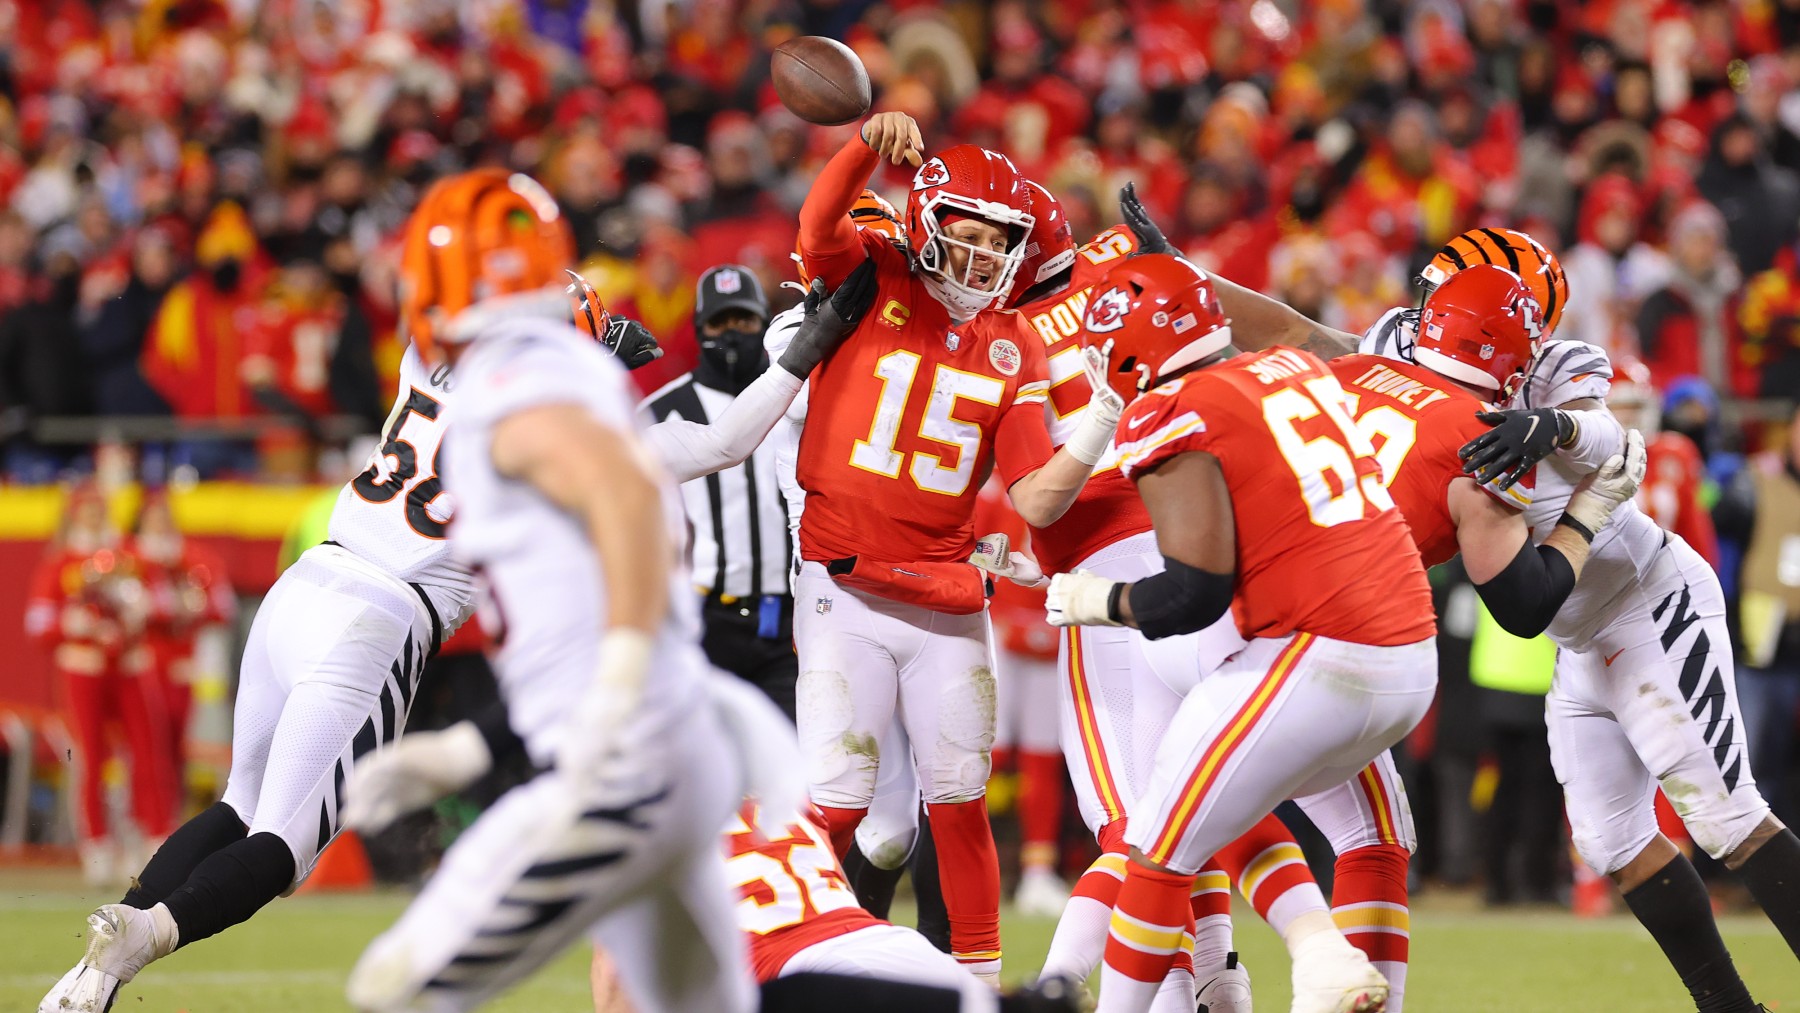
646, 375, 793, 599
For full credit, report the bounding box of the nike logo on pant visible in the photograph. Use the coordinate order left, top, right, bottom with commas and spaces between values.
1602, 648, 1625, 667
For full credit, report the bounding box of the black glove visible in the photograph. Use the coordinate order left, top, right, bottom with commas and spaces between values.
1458, 407, 1575, 490
778, 258, 878, 378
603, 315, 663, 371
1119, 182, 1175, 256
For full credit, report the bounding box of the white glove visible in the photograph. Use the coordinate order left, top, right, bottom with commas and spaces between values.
970, 531, 1047, 588
1046, 570, 1125, 628
1062, 346, 1127, 467
557, 628, 657, 793
342, 721, 492, 834
1562, 428, 1647, 538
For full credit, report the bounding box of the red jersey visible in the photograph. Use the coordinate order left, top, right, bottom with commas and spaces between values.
25, 546, 148, 675
1115, 347, 1436, 646
1331, 355, 1532, 568
725, 801, 881, 983
796, 231, 1053, 569
134, 539, 237, 672
1640, 430, 1720, 567
1009, 226, 1155, 575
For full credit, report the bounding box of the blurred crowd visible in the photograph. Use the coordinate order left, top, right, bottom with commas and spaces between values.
3, 0, 1800, 481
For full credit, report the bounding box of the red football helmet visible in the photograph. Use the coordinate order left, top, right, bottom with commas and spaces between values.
1008, 180, 1076, 307
1081, 254, 1232, 400
1606, 354, 1661, 436
906, 144, 1036, 319
1414, 263, 1545, 393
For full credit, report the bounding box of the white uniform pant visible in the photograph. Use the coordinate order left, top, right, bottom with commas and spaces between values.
794, 561, 997, 809
1125, 633, 1437, 874
1059, 535, 1244, 836
997, 652, 1060, 754
221, 545, 451, 884
856, 719, 922, 869
1549, 534, 1769, 874
782, 923, 996, 1013
348, 704, 750, 1013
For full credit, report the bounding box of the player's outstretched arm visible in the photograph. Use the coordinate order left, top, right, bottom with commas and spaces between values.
1460, 396, 1625, 488
647, 266, 876, 482
1047, 451, 1236, 639
798, 115, 915, 287
1211, 272, 1360, 361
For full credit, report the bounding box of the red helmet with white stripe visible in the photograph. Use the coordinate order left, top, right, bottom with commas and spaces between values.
1414, 263, 1544, 393
1081, 254, 1232, 400
1008, 180, 1076, 307
906, 144, 1036, 320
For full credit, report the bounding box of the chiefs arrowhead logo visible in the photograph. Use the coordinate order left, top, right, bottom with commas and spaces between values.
913, 157, 950, 191
1085, 286, 1131, 334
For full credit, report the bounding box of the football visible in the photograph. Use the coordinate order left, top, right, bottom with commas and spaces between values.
771, 36, 872, 126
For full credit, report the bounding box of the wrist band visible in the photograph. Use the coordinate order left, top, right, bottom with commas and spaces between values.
1556, 511, 1596, 544
1106, 582, 1128, 623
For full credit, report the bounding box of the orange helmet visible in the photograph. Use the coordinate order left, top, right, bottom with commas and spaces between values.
1008, 179, 1076, 308
1419, 227, 1568, 335
1414, 264, 1544, 393
399, 169, 575, 361
1081, 254, 1232, 401
794, 188, 906, 286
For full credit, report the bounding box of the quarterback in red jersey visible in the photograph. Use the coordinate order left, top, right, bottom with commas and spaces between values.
1046, 255, 1436, 1013
791, 113, 1122, 977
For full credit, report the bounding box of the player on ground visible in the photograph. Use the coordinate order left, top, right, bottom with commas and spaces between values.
1046, 254, 1439, 1013
790, 113, 1123, 979
1455, 342, 1800, 1011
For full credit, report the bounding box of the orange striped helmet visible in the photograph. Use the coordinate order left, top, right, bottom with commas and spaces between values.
793, 189, 907, 285
1419, 227, 1568, 335
399, 169, 575, 361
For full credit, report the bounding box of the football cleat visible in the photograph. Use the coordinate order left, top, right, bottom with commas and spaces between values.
1289, 936, 1387, 1013
38, 905, 177, 1013
1196, 951, 1253, 1013
1014, 866, 1071, 918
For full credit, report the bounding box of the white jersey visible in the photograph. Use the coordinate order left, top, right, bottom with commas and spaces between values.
444, 316, 712, 764
329, 344, 477, 618
762, 305, 809, 578
1507, 339, 1667, 644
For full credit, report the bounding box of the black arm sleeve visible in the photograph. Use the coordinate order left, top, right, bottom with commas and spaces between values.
471, 699, 530, 767
1472, 539, 1578, 638
1124, 556, 1235, 641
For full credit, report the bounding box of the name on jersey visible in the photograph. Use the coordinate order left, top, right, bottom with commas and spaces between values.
1027, 288, 1091, 347
1348, 362, 1450, 410
1245, 348, 1313, 384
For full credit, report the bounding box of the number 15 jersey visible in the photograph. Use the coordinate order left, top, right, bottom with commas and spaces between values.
796, 232, 1054, 566
1114, 347, 1435, 646
329, 343, 476, 601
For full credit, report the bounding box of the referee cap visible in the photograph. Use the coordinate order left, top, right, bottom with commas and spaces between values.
695, 264, 770, 329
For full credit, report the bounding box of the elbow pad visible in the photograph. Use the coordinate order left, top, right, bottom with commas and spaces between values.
1126, 556, 1235, 641
1473, 541, 1577, 638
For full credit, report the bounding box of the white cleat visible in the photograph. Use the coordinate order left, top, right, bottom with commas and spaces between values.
1289, 938, 1386, 1013
1014, 866, 1072, 919
1196, 951, 1253, 1013
38, 905, 177, 1013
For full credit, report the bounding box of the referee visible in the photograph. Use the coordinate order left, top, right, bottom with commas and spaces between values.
646, 264, 799, 718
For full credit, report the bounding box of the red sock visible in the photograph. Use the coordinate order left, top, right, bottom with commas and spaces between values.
1212, 812, 1328, 939
1017, 750, 1065, 861
1189, 861, 1233, 971
928, 798, 1002, 968
1069, 820, 1130, 907
1099, 861, 1194, 1009
816, 805, 866, 860
1333, 843, 1410, 1008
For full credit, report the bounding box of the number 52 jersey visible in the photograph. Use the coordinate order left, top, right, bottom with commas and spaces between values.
328, 343, 477, 603
1113, 347, 1435, 646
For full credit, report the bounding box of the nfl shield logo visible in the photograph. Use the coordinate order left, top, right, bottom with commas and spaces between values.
1478, 343, 1495, 359
716, 270, 742, 294
816, 597, 833, 615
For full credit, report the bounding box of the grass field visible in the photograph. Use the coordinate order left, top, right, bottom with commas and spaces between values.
3, 875, 1797, 1012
